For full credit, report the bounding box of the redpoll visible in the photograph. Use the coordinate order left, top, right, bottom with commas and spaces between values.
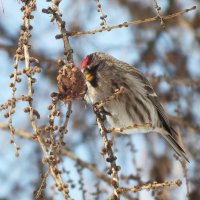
81, 52, 189, 162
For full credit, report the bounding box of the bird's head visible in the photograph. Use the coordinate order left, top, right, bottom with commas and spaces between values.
81, 52, 105, 87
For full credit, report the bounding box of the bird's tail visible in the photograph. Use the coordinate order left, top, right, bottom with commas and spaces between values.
158, 128, 189, 162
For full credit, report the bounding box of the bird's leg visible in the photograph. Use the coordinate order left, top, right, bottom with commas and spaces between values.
98, 107, 112, 122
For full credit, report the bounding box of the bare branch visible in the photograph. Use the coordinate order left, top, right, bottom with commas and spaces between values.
117, 179, 182, 194
70, 6, 196, 37
107, 123, 152, 133
152, 0, 164, 26
42, 1, 73, 63
94, 108, 121, 199
95, 0, 108, 27
94, 87, 125, 110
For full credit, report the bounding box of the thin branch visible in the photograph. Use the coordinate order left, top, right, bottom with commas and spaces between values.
95, 0, 108, 26
0, 122, 114, 189
116, 179, 182, 194
20, 1, 72, 199
107, 123, 152, 133
59, 102, 72, 143
47, 0, 74, 141
0, 122, 32, 138
0, 122, 182, 199
69, 6, 196, 37
94, 87, 125, 110
152, 0, 164, 26
148, 75, 200, 90
94, 109, 121, 200
34, 169, 50, 200
43, 1, 73, 63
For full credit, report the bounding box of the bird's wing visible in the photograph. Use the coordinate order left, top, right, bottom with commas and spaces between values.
148, 95, 173, 134
125, 64, 175, 134
148, 94, 189, 161
115, 63, 189, 162
117, 63, 189, 161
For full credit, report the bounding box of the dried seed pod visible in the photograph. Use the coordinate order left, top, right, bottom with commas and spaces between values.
24, 107, 30, 113
4, 113, 9, 118
33, 109, 40, 119
9, 83, 14, 87
16, 78, 22, 83
57, 59, 65, 67
48, 105, 53, 110
57, 64, 86, 103
10, 74, 14, 78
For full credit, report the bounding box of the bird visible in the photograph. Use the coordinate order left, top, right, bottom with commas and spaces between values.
81, 52, 189, 162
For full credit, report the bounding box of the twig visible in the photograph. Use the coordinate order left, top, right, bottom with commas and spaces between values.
95, 0, 108, 27
126, 141, 143, 186
0, 122, 32, 138
0, 122, 110, 183
107, 123, 152, 133
59, 102, 72, 143
93, 86, 152, 132
152, 0, 164, 26
0, 123, 181, 200
116, 179, 182, 194
170, 116, 200, 134
94, 108, 121, 200
69, 6, 196, 37
21, 1, 72, 199
34, 169, 50, 200
76, 164, 87, 200
7, 47, 21, 155
46, 0, 74, 143
148, 75, 200, 90
42, 0, 73, 63
0, 122, 113, 188
94, 87, 125, 110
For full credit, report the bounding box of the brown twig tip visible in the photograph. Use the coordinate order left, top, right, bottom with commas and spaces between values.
186, 6, 196, 11
176, 179, 182, 186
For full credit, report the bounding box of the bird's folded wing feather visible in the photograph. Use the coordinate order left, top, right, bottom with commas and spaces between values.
126, 64, 175, 135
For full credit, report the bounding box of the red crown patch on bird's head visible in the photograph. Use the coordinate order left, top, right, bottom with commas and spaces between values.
81, 55, 92, 71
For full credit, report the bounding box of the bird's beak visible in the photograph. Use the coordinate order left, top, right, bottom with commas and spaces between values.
85, 72, 94, 82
